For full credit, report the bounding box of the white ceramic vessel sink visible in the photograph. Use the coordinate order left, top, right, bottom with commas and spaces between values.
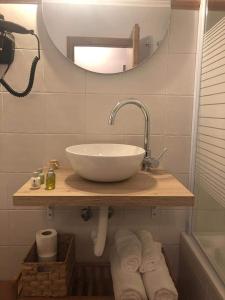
65, 144, 145, 182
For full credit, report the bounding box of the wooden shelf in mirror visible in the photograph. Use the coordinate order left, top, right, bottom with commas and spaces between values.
67, 24, 140, 70
171, 0, 200, 10
172, 0, 225, 10
13, 168, 194, 207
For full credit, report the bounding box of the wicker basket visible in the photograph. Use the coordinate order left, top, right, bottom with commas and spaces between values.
21, 233, 75, 297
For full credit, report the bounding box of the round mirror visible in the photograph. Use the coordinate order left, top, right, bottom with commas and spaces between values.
42, 0, 171, 74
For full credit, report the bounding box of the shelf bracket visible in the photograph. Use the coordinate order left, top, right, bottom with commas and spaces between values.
150, 206, 158, 218
46, 206, 54, 220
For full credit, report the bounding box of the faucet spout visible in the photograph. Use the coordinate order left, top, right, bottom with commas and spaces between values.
109, 99, 151, 157
109, 99, 167, 170
108, 112, 116, 126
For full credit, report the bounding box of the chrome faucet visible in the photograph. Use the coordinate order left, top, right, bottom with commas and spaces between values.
109, 99, 167, 170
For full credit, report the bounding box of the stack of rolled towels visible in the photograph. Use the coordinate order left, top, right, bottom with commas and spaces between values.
110, 229, 178, 300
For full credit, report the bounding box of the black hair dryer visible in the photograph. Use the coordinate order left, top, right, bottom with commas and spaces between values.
0, 14, 40, 97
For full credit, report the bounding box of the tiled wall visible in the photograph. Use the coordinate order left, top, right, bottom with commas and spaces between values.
0, 4, 198, 280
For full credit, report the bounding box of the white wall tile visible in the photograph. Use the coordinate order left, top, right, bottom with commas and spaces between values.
45, 134, 85, 167
86, 94, 127, 135
85, 134, 125, 144
164, 96, 193, 135
5, 173, 33, 210
117, 95, 166, 135
0, 246, 11, 280
86, 94, 165, 136
0, 133, 45, 172
166, 54, 196, 95
123, 208, 161, 240
2, 50, 45, 93
123, 134, 146, 148
0, 245, 30, 280
164, 136, 191, 173
45, 93, 85, 134
0, 174, 7, 209
8, 210, 47, 245
169, 10, 199, 54
2, 93, 46, 133
86, 54, 167, 95
42, 47, 86, 94
7, 246, 30, 279
159, 209, 188, 244
0, 211, 9, 245
48, 208, 95, 232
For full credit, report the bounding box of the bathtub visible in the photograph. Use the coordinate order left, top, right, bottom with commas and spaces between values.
179, 233, 225, 300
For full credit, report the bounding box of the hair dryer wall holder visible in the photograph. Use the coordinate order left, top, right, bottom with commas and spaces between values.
0, 14, 40, 97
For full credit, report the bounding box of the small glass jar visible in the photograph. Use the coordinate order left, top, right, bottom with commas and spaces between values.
46, 168, 56, 190
49, 160, 59, 170
30, 171, 41, 190
37, 168, 45, 185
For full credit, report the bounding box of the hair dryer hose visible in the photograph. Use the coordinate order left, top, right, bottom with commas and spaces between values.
0, 56, 39, 97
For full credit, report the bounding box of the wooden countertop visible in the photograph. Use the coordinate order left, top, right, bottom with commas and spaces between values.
13, 169, 194, 207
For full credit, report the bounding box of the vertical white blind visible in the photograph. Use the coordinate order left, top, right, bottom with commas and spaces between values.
196, 16, 225, 208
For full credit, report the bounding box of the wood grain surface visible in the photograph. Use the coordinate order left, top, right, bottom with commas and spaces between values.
13, 168, 194, 207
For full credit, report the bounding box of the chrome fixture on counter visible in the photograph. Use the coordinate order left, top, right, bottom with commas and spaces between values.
109, 99, 167, 170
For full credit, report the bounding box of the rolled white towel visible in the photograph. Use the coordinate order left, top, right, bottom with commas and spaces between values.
110, 247, 148, 300
114, 229, 142, 272
142, 256, 178, 300
137, 230, 163, 273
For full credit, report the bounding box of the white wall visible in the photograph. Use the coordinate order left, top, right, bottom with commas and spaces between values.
0, 4, 198, 280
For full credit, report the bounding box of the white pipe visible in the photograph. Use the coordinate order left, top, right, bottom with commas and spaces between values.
91, 206, 109, 257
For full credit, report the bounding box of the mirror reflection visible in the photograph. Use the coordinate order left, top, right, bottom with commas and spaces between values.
42, 0, 171, 74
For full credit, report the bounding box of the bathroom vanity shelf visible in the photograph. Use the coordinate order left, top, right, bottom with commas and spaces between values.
1, 251, 175, 300
13, 168, 194, 207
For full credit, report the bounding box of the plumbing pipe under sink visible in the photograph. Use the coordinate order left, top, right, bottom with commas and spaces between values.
91, 206, 109, 257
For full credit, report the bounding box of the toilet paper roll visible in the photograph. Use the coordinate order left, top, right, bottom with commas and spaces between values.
36, 229, 57, 262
